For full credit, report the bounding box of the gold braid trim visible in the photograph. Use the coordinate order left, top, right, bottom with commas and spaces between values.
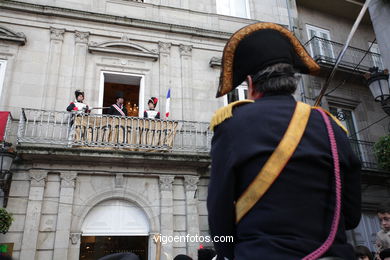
217, 22, 320, 97
210, 100, 254, 131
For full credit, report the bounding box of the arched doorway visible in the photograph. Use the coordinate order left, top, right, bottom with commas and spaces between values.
79, 199, 150, 260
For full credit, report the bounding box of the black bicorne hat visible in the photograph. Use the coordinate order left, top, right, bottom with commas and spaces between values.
216, 22, 320, 97
115, 91, 125, 99
75, 90, 84, 98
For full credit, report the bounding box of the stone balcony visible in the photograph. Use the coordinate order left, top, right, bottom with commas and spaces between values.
16, 108, 211, 155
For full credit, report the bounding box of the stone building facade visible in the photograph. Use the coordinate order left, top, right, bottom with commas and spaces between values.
0, 0, 388, 259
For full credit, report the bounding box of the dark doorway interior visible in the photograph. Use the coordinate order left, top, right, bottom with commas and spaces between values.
103, 82, 140, 116
79, 236, 148, 260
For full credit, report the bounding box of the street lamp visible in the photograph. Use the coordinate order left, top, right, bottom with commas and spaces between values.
0, 142, 15, 208
365, 67, 390, 116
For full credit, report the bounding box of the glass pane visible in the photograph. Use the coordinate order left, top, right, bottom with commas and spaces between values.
216, 0, 231, 15
227, 89, 239, 104
343, 109, 356, 135
79, 236, 148, 260
309, 29, 320, 58
320, 32, 333, 59
370, 43, 383, 68
232, 0, 248, 18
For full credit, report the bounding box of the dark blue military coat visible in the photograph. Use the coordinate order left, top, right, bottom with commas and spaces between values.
207, 93, 361, 260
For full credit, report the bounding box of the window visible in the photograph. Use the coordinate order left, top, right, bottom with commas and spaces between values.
0, 60, 6, 102
347, 212, 380, 252
329, 106, 367, 163
329, 107, 358, 137
369, 41, 384, 69
216, 0, 250, 19
98, 72, 145, 116
306, 25, 335, 62
224, 83, 248, 106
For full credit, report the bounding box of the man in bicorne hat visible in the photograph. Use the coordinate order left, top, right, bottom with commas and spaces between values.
67, 90, 90, 113
207, 22, 361, 260
108, 91, 128, 116
144, 97, 160, 119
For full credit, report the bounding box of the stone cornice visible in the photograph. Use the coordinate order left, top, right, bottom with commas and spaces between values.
15, 145, 211, 169
0, 0, 233, 40
0, 25, 27, 45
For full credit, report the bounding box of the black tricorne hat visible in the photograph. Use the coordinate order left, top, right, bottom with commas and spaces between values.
75, 90, 84, 98
216, 22, 320, 97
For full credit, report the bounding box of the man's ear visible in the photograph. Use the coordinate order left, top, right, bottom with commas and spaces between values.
247, 75, 263, 100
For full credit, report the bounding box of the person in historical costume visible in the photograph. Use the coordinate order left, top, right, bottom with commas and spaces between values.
66, 90, 90, 113
207, 22, 361, 260
144, 97, 160, 119
108, 91, 128, 116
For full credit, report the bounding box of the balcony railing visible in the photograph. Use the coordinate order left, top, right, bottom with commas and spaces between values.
16, 109, 385, 171
349, 139, 379, 170
304, 36, 383, 72
17, 108, 211, 154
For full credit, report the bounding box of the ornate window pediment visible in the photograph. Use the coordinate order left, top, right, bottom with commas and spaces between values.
88, 36, 158, 61
0, 26, 26, 45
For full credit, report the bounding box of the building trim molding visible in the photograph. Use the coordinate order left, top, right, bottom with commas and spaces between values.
89, 40, 159, 61
0, 25, 26, 45
1, 0, 232, 40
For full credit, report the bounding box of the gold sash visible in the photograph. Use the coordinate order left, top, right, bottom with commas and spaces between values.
235, 102, 311, 223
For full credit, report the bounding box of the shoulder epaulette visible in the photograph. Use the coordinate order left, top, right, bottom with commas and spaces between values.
210, 100, 254, 131
312, 106, 348, 134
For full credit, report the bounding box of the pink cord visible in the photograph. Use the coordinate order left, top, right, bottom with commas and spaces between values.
302, 109, 342, 260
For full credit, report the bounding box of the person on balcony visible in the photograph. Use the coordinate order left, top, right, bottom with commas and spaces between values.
66, 90, 90, 113
108, 91, 128, 116
144, 97, 160, 119
207, 22, 361, 260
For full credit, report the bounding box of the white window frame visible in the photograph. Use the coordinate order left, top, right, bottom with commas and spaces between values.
223, 83, 248, 106
368, 41, 383, 69
306, 25, 335, 60
216, 0, 251, 19
329, 107, 360, 138
0, 60, 7, 103
329, 106, 369, 164
98, 71, 145, 117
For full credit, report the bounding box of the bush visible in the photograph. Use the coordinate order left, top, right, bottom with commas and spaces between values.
374, 134, 390, 171
0, 208, 13, 234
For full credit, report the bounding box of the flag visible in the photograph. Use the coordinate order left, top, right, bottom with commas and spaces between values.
0, 111, 10, 142
165, 89, 171, 118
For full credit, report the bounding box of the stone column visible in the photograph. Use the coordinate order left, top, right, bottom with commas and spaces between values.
158, 42, 171, 119
42, 27, 65, 110
20, 170, 48, 260
53, 172, 77, 260
159, 175, 175, 260
184, 175, 200, 259
179, 44, 193, 121
68, 232, 82, 260
69, 31, 89, 101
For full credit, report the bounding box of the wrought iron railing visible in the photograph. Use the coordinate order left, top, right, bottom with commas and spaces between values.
17, 108, 211, 154
16, 109, 383, 170
304, 36, 383, 72
349, 139, 378, 170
